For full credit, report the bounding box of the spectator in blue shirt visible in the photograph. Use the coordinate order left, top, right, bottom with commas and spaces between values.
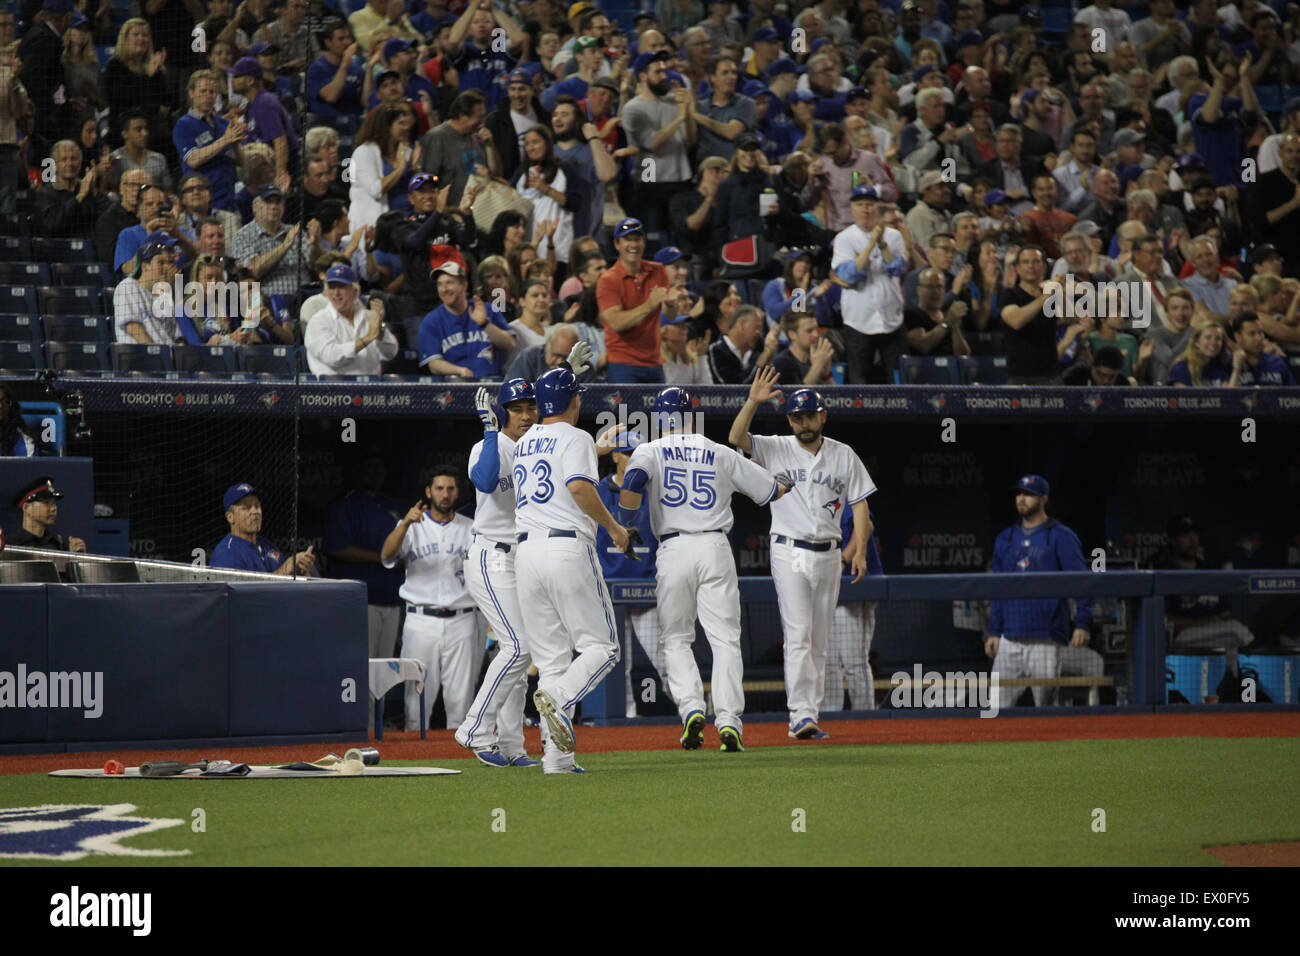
211, 483, 316, 575
417, 261, 517, 378
307, 18, 368, 118
1186, 54, 1262, 187
986, 475, 1093, 708
174, 69, 244, 214
1228, 311, 1295, 387
446, 0, 525, 110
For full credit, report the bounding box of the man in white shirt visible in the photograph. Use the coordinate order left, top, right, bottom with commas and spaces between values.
830, 185, 908, 383
113, 238, 183, 345
304, 263, 398, 375
1074, 0, 1132, 51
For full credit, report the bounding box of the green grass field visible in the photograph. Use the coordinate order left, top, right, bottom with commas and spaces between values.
5, 737, 1298, 866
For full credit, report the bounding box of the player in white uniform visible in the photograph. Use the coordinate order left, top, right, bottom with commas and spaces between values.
381, 467, 479, 731
514, 366, 637, 774
729, 367, 877, 739
454, 379, 543, 767
619, 387, 791, 753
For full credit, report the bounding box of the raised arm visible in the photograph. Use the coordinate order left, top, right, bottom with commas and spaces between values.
729, 364, 782, 453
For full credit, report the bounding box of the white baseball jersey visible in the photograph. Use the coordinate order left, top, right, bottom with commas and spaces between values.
625, 433, 780, 537
468, 432, 519, 544
383, 512, 475, 608
748, 434, 876, 540
511, 421, 599, 539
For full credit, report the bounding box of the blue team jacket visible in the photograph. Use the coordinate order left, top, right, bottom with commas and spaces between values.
988, 519, 1093, 643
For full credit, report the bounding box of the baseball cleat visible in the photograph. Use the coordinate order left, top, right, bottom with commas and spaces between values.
507, 754, 540, 767
719, 727, 744, 752
544, 763, 586, 774
533, 689, 576, 753
680, 710, 706, 750
789, 717, 828, 739
470, 748, 511, 768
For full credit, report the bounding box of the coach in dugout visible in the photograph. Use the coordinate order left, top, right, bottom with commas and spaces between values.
211, 483, 316, 575
984, 475, 1093, 709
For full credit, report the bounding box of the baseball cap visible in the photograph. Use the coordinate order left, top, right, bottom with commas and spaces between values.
225, 56, 263, 79
784, 247, 812, 262
1023, 5, 1044, 23
1113, 128, 1145, 149
408, 172, 440, 191
851, 184, 879, 201
1250, 244, 1281, 265
136, 240, 175, 264
1167, 515, 1197, 537
919, 170, 947, 191
632, 50, 669, 75
614, 217, 645, 239
143, 230, 178, 247
573, 34, 601, 52
846, 85, 868, 102
69, 9, 89, 28
567, 1, 593, 18
13, 477, 63, 509
753, 26, 781, 43
789, 88, 817, 104
256, 183, 284, 200
223, 483, 257, 510
1014, 475, 1050, 497
434, 261, 466, 278
1072, 220, 1101, 237
374, 69, 401, 87
383, 37, 413, 60
1119, 164, 1147, 192
735, 132, 762, 151
768, 58, 798, 79
326, 263, 358, 285
985, 187, 1010, 206
653, 246, 688, 264
611, 432, 645, 453
956, 29, 984, 48
1177, 153, 1206, 168
591, 76, 620, 95
659, 312, 689, 325
507, 68, 532, 87
912, 64, 936, 83
249, 41, 280, 57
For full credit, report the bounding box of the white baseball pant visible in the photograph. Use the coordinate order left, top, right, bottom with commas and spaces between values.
657, 533, 745, 733
624, 605, 667, 717
991, 637, 1061, 708
771, 537, 843, 727
400, 608, 480, 729
368, 604, 402, 659
516, 533, 621, 771
458, 539, 540, 757
823, 600, 877, 712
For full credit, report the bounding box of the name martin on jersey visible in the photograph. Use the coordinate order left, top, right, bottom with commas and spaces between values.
659, 446, 716, 465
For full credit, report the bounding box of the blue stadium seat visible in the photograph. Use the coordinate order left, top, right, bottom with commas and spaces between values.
238, 345, 299, 377
47, 341, 110, 372
33, 237, 97, 263
899, 354, 963, 385
0, 315, 39, 346
38, 286, 102, 316
174, 344, 238, 375
112, 343, 175, 374
42, 314, 109, 344
0, 237, 32, 259
0, 285, 39, 316
959, 355, 1009, 385
0, 341, 40, 370
51, 263, 113, 288
0, 262, 49, 285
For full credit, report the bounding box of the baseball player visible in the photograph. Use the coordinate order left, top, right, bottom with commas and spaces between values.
986, 475, 1092, 708
454, 378, 544, 767
592, 431, 668, 718
381, 466, 479, 731
823, 504, 883, 712
621, 387, 791, 752
729, 367, 876, 739
514, 366, 637, 774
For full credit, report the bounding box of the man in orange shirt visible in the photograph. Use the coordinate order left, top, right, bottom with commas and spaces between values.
596, 217, 670, 383
1017, 174, 1077, 260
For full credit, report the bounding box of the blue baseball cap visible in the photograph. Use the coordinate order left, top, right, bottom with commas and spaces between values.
137, 240, 175, 264
956, 30, 985, 49
846, 85, 868, 101
507, 68, 532, 86
256, 183, 284, 200
632, 50, 669, 75
225, 56, 263, 79
654, 246, 687, 264
610, 431, 644, 453
1015, 475, 1050, 497
767, 58, 797, 78
69, 10, 89, 28
660, 312, 689, 325
326, 263, 358, 285
143, 230, 177, 247
912, 64, 936, 83
223, 483, 258, 510
249, 41, 278, 57
409, 172, 440, 191
383, 37, 413, 60
753, 26, 781, 43
784, 247, 812, 262
985, 187, 1010, 205
1177, 153, 1206, 168
789, 89, 817, 104
614, 217, 645, 240
851, 184, 879, 201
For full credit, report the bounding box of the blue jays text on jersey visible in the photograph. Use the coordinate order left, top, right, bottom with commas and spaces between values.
403, 539, 466, 563
779, 468, 847, 496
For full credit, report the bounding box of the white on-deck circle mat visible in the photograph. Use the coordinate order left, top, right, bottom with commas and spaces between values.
50, 767, 461, 779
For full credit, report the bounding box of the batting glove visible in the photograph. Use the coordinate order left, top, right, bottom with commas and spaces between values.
474, 387, 499, 432
623, 527, 643, 561
774, 470, 796, 493
566, 340, 593, 377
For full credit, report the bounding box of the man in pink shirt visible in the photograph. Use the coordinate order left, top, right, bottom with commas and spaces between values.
812, 122, 899, 233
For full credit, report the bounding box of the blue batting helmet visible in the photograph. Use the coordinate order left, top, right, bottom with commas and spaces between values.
533, 367, 584, 417
496, 377, 535, 423
652, 386, 693, 431
785, 388, 824, 414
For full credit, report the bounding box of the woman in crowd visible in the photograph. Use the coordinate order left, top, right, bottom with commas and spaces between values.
1168, 320, 1233, 386
516, 124, 576, 277
711, 136, 770, 261
505, 239, 540, 294
485, 209, 529, 261
102, 18, 169, 149
349, 103, 420, 233
763, 249, 834, 328
510, 278, 553, 356
62, 12, 102, 114
476, 254, 519, 323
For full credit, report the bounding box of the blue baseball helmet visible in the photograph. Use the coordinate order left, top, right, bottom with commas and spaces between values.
496, 377, 535, 423
785, 388, 824, 414
652, 386, 693, 431
533, 367, 584, 417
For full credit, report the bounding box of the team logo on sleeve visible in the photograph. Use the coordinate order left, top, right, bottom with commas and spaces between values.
0, 804, 190, 860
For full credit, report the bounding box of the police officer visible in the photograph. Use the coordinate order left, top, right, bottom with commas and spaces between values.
8, 477, 86, 552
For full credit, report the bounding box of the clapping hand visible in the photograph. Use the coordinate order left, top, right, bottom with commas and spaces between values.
474, 386, 499, 431
565, 339, 593, 376
469, 296, 489, 326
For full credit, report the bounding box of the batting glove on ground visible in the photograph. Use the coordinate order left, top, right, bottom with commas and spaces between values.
566, 340, 593, 377
474, 387, 499, 432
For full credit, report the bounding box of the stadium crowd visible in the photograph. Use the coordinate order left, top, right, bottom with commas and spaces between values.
2, 0, 1300, 388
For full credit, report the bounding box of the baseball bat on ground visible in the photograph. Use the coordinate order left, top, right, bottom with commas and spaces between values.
138, 760, 209, 777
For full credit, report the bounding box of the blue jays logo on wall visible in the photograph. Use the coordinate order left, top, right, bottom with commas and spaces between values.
431, 391, 455, 409
821, 498, 842, 518
0, 805, 189, 861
